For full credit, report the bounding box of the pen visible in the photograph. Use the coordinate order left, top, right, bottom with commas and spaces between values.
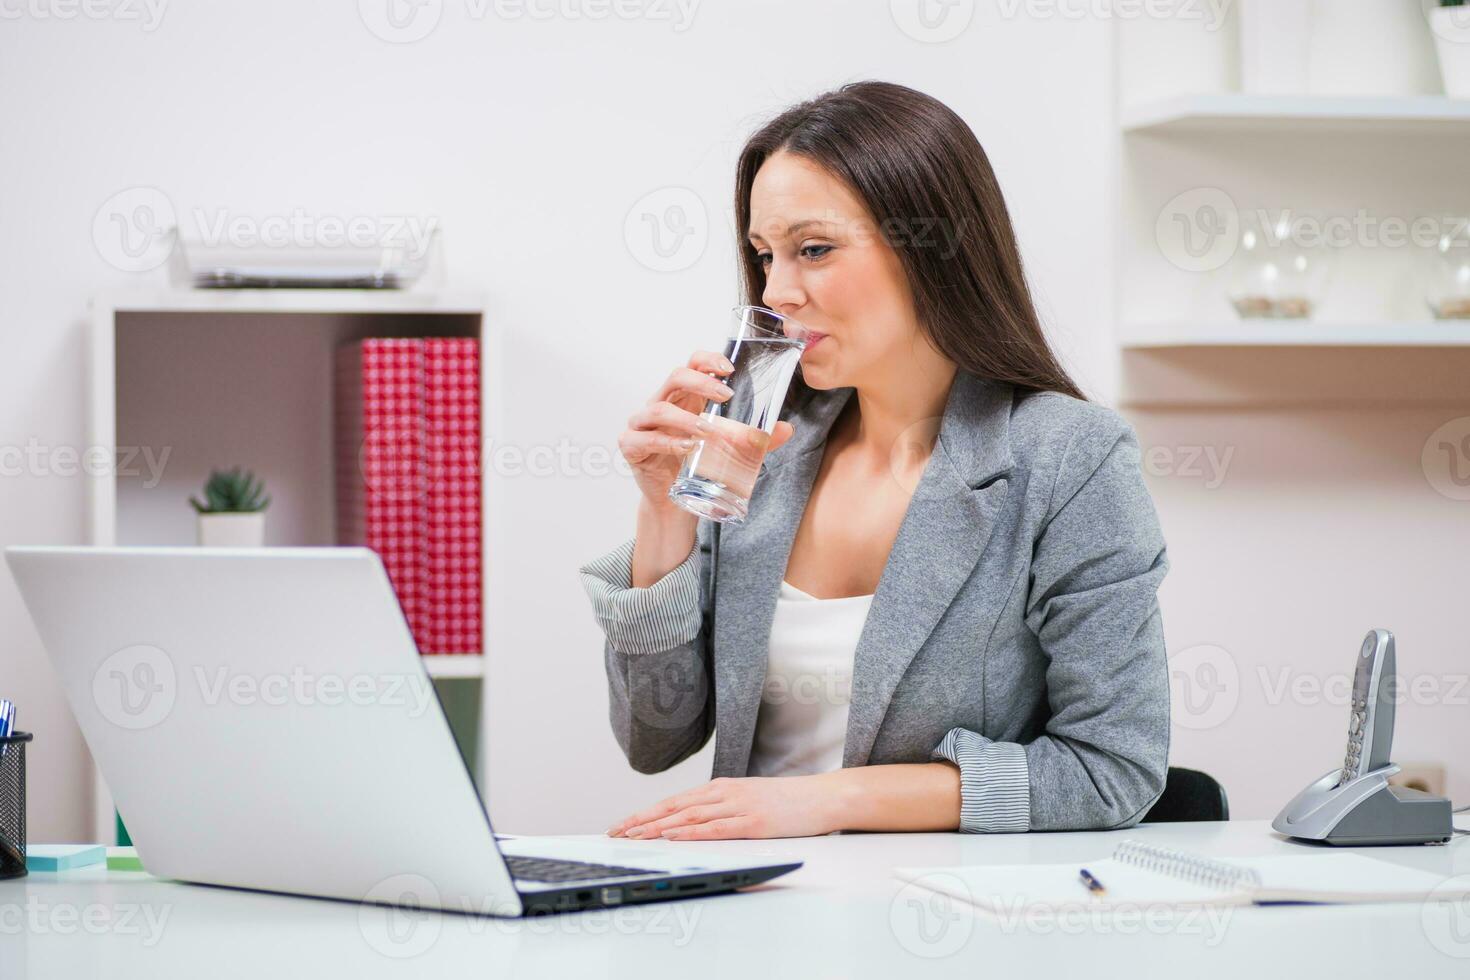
0, 700, 12, 759
1078, 868, 1106, 896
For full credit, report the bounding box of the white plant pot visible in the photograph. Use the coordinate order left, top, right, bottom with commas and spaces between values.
1307, 0, 1441, 96
1432, 6, 1470, 97
1117, 0, 1238, 104
197, 512, 266, 547
1239, 0, 1313, 95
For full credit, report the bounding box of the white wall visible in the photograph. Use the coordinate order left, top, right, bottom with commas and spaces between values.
1139, 405, 1470, 819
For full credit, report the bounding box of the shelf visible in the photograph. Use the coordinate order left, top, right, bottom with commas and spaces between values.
88, 289, 497, 840
93, 288, 486, 316
1121, 94, 1470, 136
1120, 321, 1470, 349
422, 655, 484, 679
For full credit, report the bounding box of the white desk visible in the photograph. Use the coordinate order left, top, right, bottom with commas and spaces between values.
4, 819, 1470, 978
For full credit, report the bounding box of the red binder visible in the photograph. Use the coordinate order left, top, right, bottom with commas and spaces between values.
336, 338, 481, 655
423, 338, 481, 656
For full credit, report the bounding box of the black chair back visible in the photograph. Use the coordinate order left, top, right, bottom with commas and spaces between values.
1141, 767, 1229, 823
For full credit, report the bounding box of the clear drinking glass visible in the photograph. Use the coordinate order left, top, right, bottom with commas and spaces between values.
667, 306, 811, 524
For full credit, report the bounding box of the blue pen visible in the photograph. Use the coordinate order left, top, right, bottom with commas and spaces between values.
0, 700, 13, 758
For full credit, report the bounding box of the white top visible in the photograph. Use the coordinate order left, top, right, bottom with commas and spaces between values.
746, 579, 876, 778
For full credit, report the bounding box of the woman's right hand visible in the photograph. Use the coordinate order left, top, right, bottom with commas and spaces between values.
619, 349, 794, 513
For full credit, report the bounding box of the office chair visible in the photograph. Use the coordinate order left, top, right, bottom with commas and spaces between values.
1140, 767, 1230, 823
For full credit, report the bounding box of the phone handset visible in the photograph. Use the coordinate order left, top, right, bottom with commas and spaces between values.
1337, 628, 1395, 787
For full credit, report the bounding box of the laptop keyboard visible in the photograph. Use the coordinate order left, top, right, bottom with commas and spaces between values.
504, 855, 662, 883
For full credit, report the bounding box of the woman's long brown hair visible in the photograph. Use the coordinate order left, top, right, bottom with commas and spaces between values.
734, 80, 1087, 403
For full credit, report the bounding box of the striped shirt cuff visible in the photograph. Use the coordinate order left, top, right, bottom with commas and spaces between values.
578, 537, 703, 656
931, 728, 1030, 833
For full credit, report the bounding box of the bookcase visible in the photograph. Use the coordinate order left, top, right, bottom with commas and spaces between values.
87, 289, 497, 842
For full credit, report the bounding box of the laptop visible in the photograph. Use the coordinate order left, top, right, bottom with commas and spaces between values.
5, 546, 799, 915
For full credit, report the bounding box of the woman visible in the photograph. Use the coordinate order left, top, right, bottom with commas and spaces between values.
579, 81, 1170, 840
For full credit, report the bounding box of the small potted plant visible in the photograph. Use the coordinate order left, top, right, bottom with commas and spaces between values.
190, 468, 271, 547
1432, 1, 1470, 98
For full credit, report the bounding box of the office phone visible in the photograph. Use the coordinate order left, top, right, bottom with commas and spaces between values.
1273, 629, 1453, 846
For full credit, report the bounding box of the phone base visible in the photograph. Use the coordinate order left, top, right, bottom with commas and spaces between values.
1272, 765, 1454, 846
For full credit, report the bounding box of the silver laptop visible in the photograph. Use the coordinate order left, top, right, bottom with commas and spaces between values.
6, 546, 799, 915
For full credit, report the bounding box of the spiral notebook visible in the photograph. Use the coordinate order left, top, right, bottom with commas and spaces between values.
895, 840, 1470, 910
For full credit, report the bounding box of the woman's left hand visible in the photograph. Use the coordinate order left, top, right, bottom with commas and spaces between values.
607, 774, 843, 841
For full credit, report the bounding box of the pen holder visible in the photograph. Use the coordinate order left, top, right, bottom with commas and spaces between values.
0, 733, 32, 879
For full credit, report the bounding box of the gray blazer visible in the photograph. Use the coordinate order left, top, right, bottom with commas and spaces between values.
579, 370, 1171, 833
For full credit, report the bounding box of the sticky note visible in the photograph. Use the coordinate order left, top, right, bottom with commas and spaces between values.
106, 846, 145, 872
26, 844, 106, 871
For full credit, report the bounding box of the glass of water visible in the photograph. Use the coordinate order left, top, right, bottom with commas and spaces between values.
667, 306, 811, 524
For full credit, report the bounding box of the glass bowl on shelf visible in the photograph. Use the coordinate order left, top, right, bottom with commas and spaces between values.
1425, 220, 1470, 321
1225, 210, 1330, 320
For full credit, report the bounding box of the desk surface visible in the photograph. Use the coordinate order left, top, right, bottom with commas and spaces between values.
4, 818, 1470, 978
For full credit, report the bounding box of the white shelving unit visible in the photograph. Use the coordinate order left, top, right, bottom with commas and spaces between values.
86, 288, 497, 840
1122, 94, 1470, 135
418, 655, 485, 678
1120, 320, 1470, 349
1115, 82, 1470, 404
